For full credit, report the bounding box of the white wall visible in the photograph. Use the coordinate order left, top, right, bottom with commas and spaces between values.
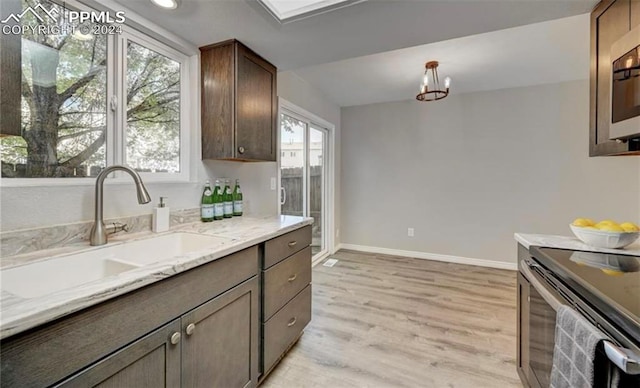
278, 71, 342, 249
203, 160, 278, 216
0, 156, 280, 232
340, 80, 640, 264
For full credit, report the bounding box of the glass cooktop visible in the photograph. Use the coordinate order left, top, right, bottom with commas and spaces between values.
530, 247, 640, 342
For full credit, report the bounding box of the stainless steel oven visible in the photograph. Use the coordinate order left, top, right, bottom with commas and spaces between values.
517, 246, 640, 388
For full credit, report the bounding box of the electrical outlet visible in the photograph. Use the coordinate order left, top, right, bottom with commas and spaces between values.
270, 177, 276, 190
408, 228, 414, 237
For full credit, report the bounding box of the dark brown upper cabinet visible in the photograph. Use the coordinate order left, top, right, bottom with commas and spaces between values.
200, 40, 277, 162
590, 0, 640, 156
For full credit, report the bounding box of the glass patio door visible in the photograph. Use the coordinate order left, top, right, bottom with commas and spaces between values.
280, 112, 328, 259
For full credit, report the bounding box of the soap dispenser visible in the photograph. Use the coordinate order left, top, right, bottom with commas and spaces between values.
152, 197, 170, 233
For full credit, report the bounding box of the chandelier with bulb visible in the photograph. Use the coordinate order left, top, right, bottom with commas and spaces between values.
416, 61, 451, 101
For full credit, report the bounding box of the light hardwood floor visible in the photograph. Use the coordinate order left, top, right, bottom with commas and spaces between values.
262, 249, 523, 388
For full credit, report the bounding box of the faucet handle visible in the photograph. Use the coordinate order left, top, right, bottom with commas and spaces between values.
106, 222, 129, 235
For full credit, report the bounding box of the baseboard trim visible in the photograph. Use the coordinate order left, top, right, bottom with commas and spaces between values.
332, 243, 343, 254
338, 243, 517, 271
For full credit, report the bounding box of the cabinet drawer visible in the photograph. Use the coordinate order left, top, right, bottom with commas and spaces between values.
264, 225, 311, 268
263, 285, 311, 373
263, 246, 311, 320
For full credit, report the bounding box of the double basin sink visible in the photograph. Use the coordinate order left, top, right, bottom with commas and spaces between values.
1, 232, 232, 299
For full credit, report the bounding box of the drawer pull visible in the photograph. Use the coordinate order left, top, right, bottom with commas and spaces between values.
287, 317, 297, 327
185, 323, 196, 336
288, 274, 297, 282
170, 332, 181, 345
288, 241, 297, 247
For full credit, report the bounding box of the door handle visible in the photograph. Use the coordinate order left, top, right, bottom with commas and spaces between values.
280, 187, 287, 206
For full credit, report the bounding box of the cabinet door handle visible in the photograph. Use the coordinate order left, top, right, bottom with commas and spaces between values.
288, 274, 297, 282
288, 241, 297, 247
238, 146, 245, 154
185, 323, 196, 336
287, 317, 297, 327
170, 332, 181, 345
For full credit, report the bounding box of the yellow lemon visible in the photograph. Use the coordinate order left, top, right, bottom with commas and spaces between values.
620, 222, 640, 233
597, 224, 625, 232
601, 269, 624, 276
572, 218, 595, 227
595, 220, 619, 229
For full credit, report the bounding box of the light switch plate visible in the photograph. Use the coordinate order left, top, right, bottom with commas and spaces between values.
270, 177, 276, 190
408, 228, 414, 237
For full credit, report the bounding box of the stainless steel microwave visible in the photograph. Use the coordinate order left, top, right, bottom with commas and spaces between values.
610, 25, 640, 140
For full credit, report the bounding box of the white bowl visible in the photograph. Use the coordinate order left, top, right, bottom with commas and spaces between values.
570, 225, 640, 249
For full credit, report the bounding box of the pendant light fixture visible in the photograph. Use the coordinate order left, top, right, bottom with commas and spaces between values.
416, 61, 451, 101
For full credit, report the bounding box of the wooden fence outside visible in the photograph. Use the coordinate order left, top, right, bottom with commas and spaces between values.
281, 166, 322, 239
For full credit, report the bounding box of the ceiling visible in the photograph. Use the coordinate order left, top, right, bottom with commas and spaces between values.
294, 13, 591, 106
113, 0, 597, 71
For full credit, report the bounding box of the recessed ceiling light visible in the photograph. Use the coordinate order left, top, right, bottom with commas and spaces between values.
150, 0, 178, 10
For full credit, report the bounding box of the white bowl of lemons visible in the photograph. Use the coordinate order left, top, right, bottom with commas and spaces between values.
570, 218, 640, 249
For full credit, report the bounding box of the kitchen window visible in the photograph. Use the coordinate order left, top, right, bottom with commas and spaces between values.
0, 0, 191, 183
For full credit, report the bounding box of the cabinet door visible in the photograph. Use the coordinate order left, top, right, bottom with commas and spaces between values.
200, 42, 235, 160
590, 0, 639, 155
56, 319, 181, 388
182, 276, 259, 388
235, 44, 277, 161
517, 272, 531, 387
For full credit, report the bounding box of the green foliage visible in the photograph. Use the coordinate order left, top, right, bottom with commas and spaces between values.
1, 0, 181, 177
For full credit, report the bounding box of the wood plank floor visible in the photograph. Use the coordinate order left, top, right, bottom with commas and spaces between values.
262, 249, 522, 388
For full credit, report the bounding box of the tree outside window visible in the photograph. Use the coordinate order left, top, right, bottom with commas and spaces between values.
0, 0, 182, 178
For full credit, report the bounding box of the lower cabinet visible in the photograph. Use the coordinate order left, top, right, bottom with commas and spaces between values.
56, 319, 182, 388
263, 285, 312, 372
58, 277, 259, 388
517, 271, 531, 387
0, 225, 312, 388
182, 277, 259, 388
260, 227, 312, 379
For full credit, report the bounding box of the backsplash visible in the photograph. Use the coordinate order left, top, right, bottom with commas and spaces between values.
0, 208, 201, 258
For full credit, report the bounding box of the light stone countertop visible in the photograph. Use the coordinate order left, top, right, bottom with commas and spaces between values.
514, 233, 640, 256
0, 215, 313, 340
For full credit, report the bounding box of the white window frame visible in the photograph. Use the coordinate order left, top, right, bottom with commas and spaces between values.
114, 26, 191, 183
0, 0, 193, 187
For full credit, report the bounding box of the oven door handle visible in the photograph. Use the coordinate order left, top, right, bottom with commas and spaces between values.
604, 341, 640, 375
520, 260, 564, 311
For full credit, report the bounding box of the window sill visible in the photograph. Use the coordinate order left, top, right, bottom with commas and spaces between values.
0, 175, 193, 188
